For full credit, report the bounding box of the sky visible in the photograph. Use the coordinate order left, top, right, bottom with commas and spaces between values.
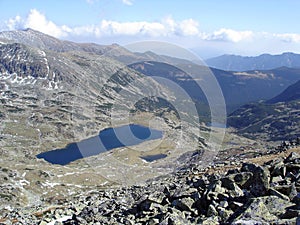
0, 0, 300, 58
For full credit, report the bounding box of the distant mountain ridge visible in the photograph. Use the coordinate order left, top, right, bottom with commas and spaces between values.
206, 52, 300, 71
129, 61, 300, 114
1, 29, 299, 114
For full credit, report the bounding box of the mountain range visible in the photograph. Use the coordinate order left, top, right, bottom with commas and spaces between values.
0, 29, 299, 129
206, 52, 300, 71
0, 28, 192, 66
129, 60, 300, 113
0, 28, 300, 212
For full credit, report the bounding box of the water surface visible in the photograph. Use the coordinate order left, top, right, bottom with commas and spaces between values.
37, 124, 163, 165
140, 154, 167, 162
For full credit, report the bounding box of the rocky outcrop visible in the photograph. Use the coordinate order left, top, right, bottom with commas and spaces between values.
2, 150, 300, 224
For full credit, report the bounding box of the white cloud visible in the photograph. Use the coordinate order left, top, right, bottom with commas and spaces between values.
24, 9, 70, 37
3, 8, 300, 51
70, 17, 199, 38
274, 33, 300, 43
203, 28, 253, 42
6, 15, 23, 30
179, 19, 199, 36
3, 10, 199, 38
98, 17, 200, 37
122, 0, 133, 5
162, 16, 177, 33
4, 9, 70, 38
100, 20, 166, 36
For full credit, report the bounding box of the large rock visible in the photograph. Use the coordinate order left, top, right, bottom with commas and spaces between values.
221, 177, 244, 198
241, 163, 270, 196
285, 152, 300, 164
171, 197, 195, 213
231, 196, 295, 224
232, 172, 253, 187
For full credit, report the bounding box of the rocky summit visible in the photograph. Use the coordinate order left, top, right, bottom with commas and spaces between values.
1, 146, 300, 225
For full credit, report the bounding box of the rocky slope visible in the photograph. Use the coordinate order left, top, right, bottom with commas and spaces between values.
268, 79, 300, 104
228, 80, 300, 142
0, 29, 214, 212
1, 146, 300, 224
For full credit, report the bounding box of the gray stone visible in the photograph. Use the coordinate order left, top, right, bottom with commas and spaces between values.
148, 191, 165, 204
271, 161, 286, 177
269, 188, 290, 201
271, 175, 284, 183
232, 219, 268, 225
233, 172, 252, 186
218, 207, 233, 221
233, 196, 294, 224
207, 204, 218, 217
200, 216, 219, 225
293, 193, 300, 205
285, 152, 300, 163
241, 163, 270, 196
219, 200, 229, 208
289, 183, 298, 200
54, 221, 63, 225
192, 178, 206, 189
172, 197, 194, 212
148, 218, 160, 225
228, 201, 244, 211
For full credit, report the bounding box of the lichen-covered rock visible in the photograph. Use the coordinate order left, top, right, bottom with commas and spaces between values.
241, 163, 270, 196
232, 196, 295, 224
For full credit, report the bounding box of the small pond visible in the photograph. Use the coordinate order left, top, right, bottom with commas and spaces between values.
140, 154, 167, 162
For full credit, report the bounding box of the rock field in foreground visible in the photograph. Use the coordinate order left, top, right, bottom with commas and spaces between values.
0, 147, 300, 224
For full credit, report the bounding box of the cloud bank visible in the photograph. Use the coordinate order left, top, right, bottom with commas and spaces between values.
3, 9, 300, 46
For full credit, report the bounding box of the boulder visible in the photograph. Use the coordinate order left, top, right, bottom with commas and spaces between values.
241, 163, 270, 196
221, 177, 244, 197
199, 216, 219, 225
233, 172, 252, 187
206, 204, 218, 217
171, 197, 195, 213
268, 188, 290, 201
285, 152, 300, 164
232, 196, 294, 224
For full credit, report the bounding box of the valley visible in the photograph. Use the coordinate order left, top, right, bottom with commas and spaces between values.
0, 29, 299, 224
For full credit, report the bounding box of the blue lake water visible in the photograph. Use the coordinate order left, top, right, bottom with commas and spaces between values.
140, 154, 167, 162
36, 124, 163, 165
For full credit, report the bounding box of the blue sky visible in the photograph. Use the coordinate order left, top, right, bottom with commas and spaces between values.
1, 0, 300, 58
